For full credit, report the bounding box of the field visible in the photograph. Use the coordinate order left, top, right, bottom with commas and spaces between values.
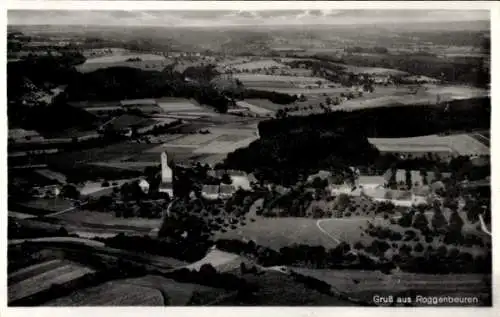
186, 249, 245, 272
368, 134, 490, 157
52, 210, 161, 230
117, 275, 229, 305
330, 62, 408, 75
234, 74, 330, 84
156, 98, 205, 113
77, 53, 171, 73
8, 259, 96, 303
78, 179, 136, 196
291, 267, 490, 306
228, 59, 287, 71
236, 100, 274, 115
216, 216, 347, 250
13, 198, 74, 216
241, 99, 286, 112
45, 281, 164, 306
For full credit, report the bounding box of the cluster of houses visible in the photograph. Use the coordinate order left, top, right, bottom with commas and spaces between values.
201, 169, 256, 201
307, 167, 451, 207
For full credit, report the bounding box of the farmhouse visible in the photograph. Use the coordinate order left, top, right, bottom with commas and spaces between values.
361, 186, 428, 207
207, 170, 255, 191
201, 184, 237, 200
383, 169, 437, 189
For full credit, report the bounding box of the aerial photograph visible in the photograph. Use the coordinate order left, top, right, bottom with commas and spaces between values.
6, 8, 491, 306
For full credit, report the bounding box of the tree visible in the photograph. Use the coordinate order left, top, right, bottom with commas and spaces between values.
431, 209, 448, 232
221, 173, 232, 185
405, 169, 412, 189
61, 184, 80, 200
412, 211, 430, 232
449, 211, 465, 233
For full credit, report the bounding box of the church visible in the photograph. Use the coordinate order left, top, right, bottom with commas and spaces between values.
158, 151, 174, 198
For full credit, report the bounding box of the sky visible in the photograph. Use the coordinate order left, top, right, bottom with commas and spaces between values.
7, 10, 490, 27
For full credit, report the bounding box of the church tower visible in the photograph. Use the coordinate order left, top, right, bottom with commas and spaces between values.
159, 151, 174, 198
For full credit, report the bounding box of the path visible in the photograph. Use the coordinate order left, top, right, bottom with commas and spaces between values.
315, 211, 434, 245
45, 201, 89, 217
479, 215, 491, 236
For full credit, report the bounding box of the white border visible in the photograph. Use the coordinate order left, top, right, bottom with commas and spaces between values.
2, 1, 499, 317
4, 1, 499, 11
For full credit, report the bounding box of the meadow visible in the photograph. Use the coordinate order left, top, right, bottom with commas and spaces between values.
77, 53, 171, 73
45, 281, 164, 306
8, 260, 96, 303
368, 134, 490, 157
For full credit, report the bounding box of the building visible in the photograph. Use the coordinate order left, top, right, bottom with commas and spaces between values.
201, 184, 237, 200
361, 186, 428, 207
207, 169, 256, 191
383, 169, 437, 189
159, 152, 174, 198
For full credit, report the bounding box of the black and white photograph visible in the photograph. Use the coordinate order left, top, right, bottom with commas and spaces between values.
5, 2, 494, 308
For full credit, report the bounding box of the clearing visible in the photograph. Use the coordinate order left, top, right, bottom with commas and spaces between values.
368, 134, 490, 157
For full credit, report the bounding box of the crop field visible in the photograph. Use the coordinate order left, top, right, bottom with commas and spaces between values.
234, 74, 330, 84
52, 210, 162, 229
45, 281, 164, 306
291, 267, 490, 305
163, 133, 222, 147
156, 98, 204, 113
78, 179, 133, 196
236, 101, 275, 115
423, 84, 489, 101
8, 260, 96, 303
77, 53, 170, 73
368, 134, 489, 156
186, 249, 244, 272
229, 59, 287, 71
14, 198, 74, 215
330, 62, 408, 75
89, 161, 158, 171
50, 142, 158, 166
193, 136, 258, 154
469, 131, 490, 147
117, 275, 228, 305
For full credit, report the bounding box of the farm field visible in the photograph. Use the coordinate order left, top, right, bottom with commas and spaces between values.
156, 98, 205, 113
368, 134, 490, 156
52, 210, 162, 230
228, 59, 287, 71
89, 161, 158, 171
236, 100, 275, 115
45, 281, 164, 306
241, 98, 287, 112
117, 275, 229, 305
186, 249, 245, 272
423, 84, 489, 101
76, 53, 171, 73
330, 62, 408, 75
215, 216, 343, 250
78, 179, 135, 196
234, 74, 330, 84
218, 270, 353, 306
291, 267, 490, 305
13, 198, 74, 216
8, 259, 96, 303
49, 142, 159, 166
